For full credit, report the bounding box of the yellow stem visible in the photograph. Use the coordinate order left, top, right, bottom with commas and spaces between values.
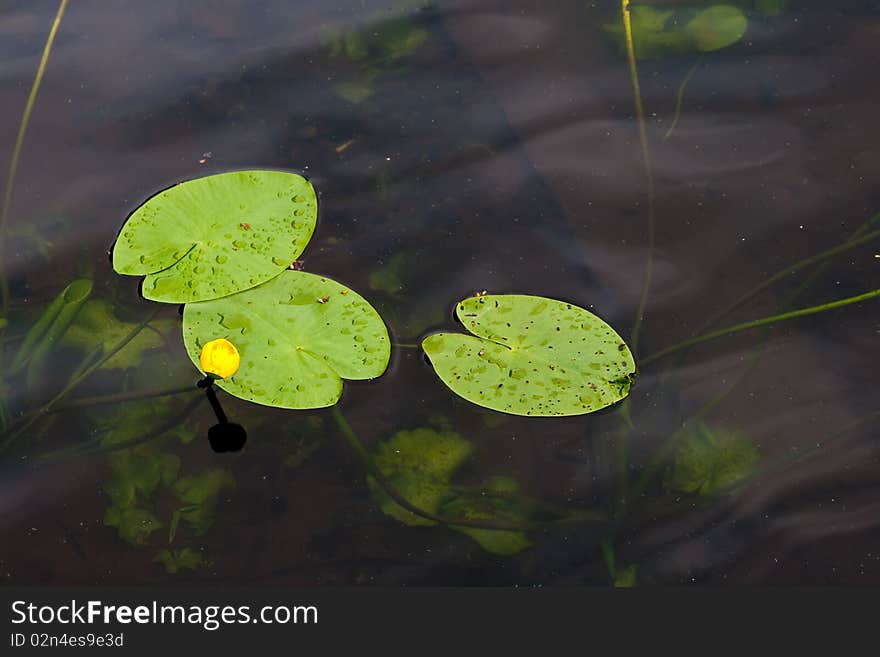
621, 0, 656, 355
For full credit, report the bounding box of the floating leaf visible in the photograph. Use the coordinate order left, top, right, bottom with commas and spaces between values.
182, 270, 390, 409
686, 5, 748, 52
666, 423, 759, 495
112, 170, 317, 303
422, 295, 635, 416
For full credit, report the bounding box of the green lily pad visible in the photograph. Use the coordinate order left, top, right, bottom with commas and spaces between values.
666, 423, 759, 495
422, 295, 636, 416
182, 270, 390, 409
112, 170, 317, 303
687, 5, 748, 52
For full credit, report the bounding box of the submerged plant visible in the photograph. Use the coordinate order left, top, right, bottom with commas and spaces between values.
604, 4, 748, 60
325, 14, 429, 104
605, 2, 795, 140
368, 425, 533, 555
665, 423, 759, 496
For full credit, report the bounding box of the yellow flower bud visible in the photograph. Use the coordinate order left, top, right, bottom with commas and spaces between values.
200, 338, 240, 379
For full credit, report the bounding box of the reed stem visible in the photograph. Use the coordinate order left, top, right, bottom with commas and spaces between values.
641, 288, 880, 367
621, 0, 656, 355
0, 0, 70, 315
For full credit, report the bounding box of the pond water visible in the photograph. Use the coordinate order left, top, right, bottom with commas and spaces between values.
1, 0, 877, 585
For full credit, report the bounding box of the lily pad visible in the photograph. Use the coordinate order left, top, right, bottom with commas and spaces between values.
422, 295, 636, 416
112, 170, 317, 303
182, 270, 390, 409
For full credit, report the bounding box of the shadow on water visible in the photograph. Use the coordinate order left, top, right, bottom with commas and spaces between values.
0, 0, 878, 584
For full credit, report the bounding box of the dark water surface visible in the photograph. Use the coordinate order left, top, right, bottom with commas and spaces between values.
1, 0, 878, 585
